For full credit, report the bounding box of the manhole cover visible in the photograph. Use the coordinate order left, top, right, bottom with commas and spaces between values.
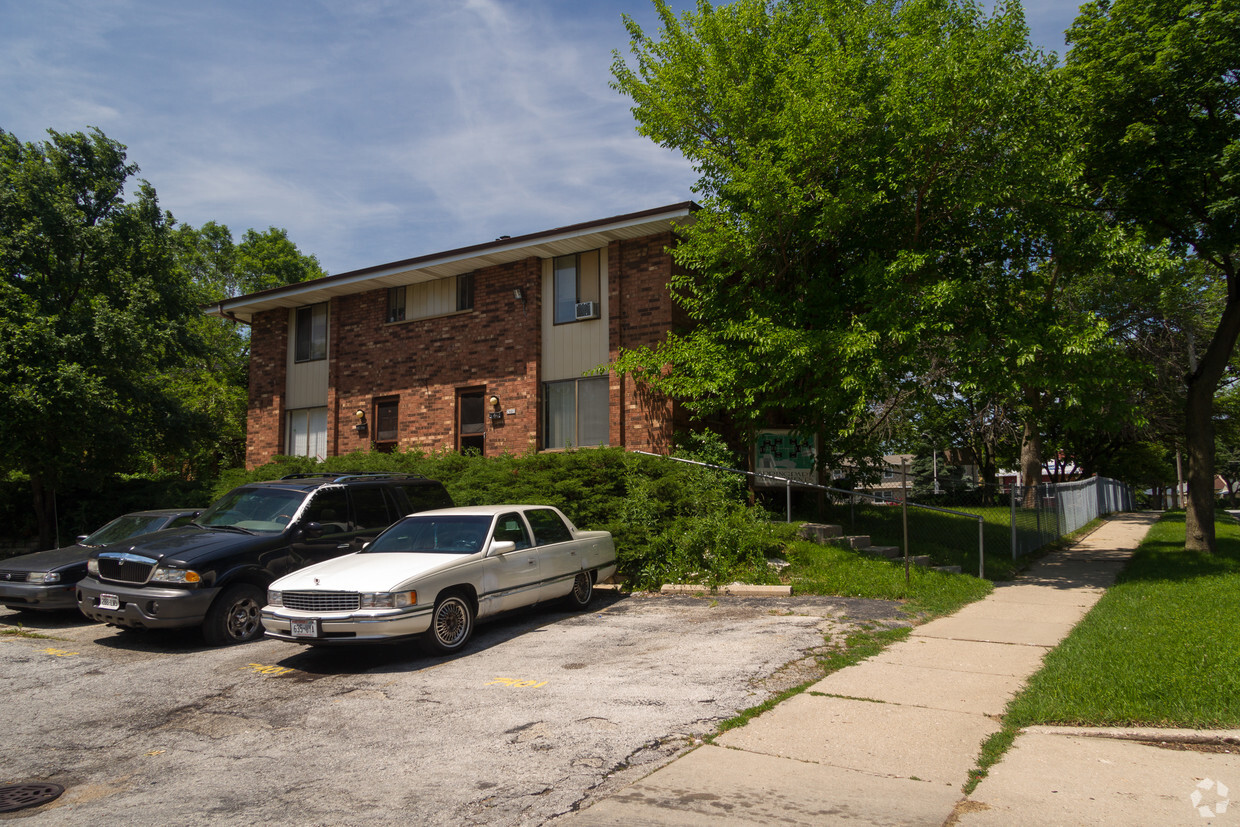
0, 782, 64, 813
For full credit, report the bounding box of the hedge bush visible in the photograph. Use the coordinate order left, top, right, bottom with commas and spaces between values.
216, 447, 789, 589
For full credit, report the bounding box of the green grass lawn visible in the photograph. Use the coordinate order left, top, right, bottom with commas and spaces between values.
784, 538, 993, 618
1005, 513, 1240, 728
797, 502, 1024, 580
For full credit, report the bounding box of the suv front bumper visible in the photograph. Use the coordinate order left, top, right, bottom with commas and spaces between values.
77, 576, 220, 630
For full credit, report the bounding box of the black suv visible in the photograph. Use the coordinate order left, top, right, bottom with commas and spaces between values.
76, 473, 452, 645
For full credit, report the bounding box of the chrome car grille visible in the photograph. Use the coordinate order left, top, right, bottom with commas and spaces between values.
282, 591, 361, 612
0, 569, 25, 582
97, 553, 158, 584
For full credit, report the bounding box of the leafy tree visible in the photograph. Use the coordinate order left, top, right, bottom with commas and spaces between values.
1064, 0, 1239, 550
909, 447, 976, 503
609, 0, 1140, 488
166, 222, 326, 476
0, 128, 199, 547
907, 386, 1018, 505
1214, 387, 1240, 507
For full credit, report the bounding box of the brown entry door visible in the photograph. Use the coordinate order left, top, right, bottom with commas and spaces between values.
458, 389, 485, 455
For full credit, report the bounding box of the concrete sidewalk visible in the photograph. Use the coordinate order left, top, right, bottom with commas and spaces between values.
558, 511, 1240, 826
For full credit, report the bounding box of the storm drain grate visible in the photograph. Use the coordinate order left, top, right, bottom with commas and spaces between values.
0, 783, 64, 813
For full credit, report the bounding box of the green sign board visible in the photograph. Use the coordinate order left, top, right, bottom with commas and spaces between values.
754, 430, 816, 486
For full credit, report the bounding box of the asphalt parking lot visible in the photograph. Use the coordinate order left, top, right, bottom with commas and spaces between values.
1, 591, 908, 826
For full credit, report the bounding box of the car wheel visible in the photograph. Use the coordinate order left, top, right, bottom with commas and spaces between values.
422, 592, 474, 654
564, 571, 594, 610
203, 584, 265, 645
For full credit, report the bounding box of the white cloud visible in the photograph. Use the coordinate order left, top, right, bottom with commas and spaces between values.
3, 0, 1080, 275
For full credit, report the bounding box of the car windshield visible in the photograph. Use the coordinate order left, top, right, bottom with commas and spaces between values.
364, 515, 493, 554
80, 514, 169, 547
197, 488, 309, 533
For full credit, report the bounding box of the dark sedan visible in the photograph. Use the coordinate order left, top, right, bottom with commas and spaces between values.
0, 509, 199, 612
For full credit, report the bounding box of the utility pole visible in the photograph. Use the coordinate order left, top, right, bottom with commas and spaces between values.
1176, 449, 1184, 510
902, 457, 910, 584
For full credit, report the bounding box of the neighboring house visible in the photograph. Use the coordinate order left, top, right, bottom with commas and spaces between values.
858, 454, 916, 503
209, 203, 696, 469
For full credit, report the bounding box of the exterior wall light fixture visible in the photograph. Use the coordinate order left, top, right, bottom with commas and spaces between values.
354, 409, 368, 437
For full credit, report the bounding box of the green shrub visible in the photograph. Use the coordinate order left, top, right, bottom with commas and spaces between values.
211, 445, 783, 588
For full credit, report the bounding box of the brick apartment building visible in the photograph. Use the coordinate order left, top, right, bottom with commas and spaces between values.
210, 203, 695, 469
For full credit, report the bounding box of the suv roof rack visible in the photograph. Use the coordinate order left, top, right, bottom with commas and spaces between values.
279, 472, 428, 483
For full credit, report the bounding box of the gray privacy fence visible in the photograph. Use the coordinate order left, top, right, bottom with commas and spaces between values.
1010, 476, 1134, 558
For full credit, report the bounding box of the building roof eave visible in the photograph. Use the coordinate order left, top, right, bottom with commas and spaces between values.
205, 201, 697, 323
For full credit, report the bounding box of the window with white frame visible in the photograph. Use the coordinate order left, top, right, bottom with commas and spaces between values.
294, 303, 328, 362
544, 376, 608, 449
552, 250, 601, 324
286, 407, 327, 459
387, 274, 474, 323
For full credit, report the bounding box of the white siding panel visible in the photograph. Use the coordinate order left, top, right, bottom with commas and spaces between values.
408, 277, 456, 318
286, 308, 329, 409
542, 248, 609, 382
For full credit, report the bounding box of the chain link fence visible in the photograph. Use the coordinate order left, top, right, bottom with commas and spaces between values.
1010, 476, 1134, 559
638, 451, 1134, 579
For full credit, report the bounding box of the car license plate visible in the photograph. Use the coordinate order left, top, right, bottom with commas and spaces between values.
99, 594, 120, 610
290, 618, 320, 638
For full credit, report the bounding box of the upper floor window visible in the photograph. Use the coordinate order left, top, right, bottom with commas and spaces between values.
294, 303, 328, 362
552, 250, 601, 324
457, 273, 474, 312
387, 274, 474, 323
387, 288, 405, 323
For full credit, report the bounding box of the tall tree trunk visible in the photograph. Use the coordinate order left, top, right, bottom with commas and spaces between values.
1184, 286, 1240, 552
1019, 389, 1045, 508
1020, 419, 1043, 508
1185, 379, 1217, 551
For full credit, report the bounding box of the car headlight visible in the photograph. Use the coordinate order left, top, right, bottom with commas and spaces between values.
359, 591, 415, 609
150, 567, 202, 585
27, 572, 61, 584
87, 559, 99, 575
267, 590, 283, 607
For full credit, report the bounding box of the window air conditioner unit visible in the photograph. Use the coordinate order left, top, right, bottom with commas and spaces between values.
575, 301, 599, 320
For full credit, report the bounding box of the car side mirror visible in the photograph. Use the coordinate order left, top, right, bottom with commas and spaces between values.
490, 540, 517, 555
298, 522, 325, 540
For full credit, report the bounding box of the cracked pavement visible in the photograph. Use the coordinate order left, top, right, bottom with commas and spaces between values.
1, 591, 907, 825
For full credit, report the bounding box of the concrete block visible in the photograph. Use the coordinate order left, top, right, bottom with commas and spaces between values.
864, 545, 901, 558
796, 523, 844, 542
658, 583, 792, 597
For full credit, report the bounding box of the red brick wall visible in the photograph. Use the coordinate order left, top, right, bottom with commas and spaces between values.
244, 233, 684, 467
246, 310, 287, 467
328, 257, 543, 459
609, 233, 678, 454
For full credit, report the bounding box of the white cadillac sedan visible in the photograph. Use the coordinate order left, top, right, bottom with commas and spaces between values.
261, 504, 617, 653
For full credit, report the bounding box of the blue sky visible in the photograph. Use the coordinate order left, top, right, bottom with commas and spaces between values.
0, 0, 1084, 276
